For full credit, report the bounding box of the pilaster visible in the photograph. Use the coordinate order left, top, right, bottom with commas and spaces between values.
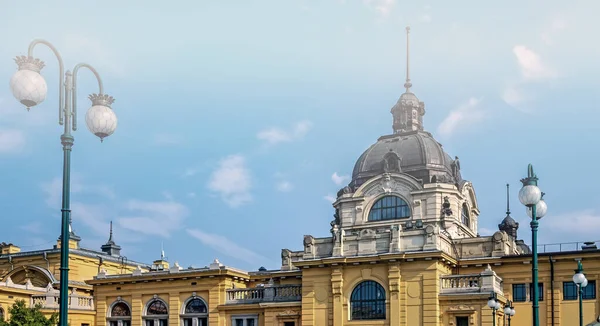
388, 263, 401, 325
331, 267, 344, 326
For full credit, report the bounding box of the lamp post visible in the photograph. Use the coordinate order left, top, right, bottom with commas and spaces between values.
573, 260, 588, 326
487, 292, 501, 326
504, 300, 516, 326
518, 164, 547, 326
9, 39, 118, 326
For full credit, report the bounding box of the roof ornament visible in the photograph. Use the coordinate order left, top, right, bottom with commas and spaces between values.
506, 183, 511, 215
404, 26, 412, 92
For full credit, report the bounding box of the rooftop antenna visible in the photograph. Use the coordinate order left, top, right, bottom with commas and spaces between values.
404, 26, 412, 92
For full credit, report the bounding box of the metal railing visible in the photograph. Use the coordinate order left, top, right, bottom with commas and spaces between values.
534, 240, 600, 254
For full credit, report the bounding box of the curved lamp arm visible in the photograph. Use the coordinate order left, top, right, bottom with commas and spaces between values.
27, 39, 65, 125
71, 63, 104, 131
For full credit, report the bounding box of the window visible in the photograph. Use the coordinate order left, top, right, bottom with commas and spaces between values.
181, 296, 209, 326
530, 283, 544, 301
107, 301, 132, 326
456, 317, 469, 326
564, 281, 597, 300
512, 284, 526, 302
461, 204, 470, 227
283, 322, 295, 326
231, 315, 258, 326
368, 196, 410, 221
350, 280, 386, 320
144, 298, 168, 326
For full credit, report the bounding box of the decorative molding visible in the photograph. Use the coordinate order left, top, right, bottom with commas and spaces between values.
447, 304, 475, 312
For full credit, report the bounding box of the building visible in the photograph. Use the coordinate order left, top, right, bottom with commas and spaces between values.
2, 28, 600, 326
0, 224, 148, 326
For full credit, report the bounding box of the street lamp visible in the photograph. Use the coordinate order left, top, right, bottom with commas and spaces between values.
487, 292, 501, 326
518, 164, 547, 326
9, 39, 118, 326
573, 260, 588, 326
504, 300, 516, 326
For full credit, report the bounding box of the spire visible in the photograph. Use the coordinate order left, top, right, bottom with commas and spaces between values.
404, 26, 412, 92
391, 26, 425, 134
161, 241, 165, 260
506, 183, 511, 215
498, 183, 519, 239
108, 221, 114, 242
101, 221, 121, 257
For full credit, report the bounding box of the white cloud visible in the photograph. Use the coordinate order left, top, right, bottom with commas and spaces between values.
363, 0, 394, 17
256, 120, 312, 146
0, 129, 25, 154
324, 194, 336, 203
40, 174, 115, 208
503, 45, 556, 109
118, 199, 189, 238
331, 172, 349, 186
542, 18, 568, 45
420, 14, 432, 23
276, 181, 294, 192
207, 155, 252, 207
513, 45, 556, 81
437, 97, 484, 137
187, 192, 197, 198
539, 210, 600, 244
187, 229, 272, 265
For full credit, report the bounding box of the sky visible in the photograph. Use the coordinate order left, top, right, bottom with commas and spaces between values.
0, 0, 599, 271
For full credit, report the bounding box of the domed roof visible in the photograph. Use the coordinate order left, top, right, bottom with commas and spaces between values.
351, 131, 461, 187
348, 26, 463, 188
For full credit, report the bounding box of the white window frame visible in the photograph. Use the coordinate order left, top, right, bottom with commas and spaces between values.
231, 314, 259, 326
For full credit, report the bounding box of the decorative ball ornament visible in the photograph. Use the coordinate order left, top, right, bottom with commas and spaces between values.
9, 56, 48, 110
526, 199, 547, 219
85, 93, 117, 142
518, 184, 542, 206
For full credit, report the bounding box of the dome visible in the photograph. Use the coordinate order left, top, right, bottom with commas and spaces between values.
351, 131, 461, 187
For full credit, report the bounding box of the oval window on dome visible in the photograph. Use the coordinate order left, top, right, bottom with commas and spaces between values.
368, 196, 410, 221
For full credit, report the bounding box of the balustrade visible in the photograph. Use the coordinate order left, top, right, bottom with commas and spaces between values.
226, 284, 302, 304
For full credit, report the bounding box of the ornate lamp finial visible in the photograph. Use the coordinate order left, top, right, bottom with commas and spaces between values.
404, 26, 412, 91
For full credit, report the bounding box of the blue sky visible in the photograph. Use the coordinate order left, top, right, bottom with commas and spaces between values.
0, 0, 599, 271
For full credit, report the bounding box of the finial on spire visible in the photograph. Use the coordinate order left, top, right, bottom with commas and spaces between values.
506, 183, 511, 215
404, 26, 412, 92
161, 242, 165, 260
108, 221, 114, 241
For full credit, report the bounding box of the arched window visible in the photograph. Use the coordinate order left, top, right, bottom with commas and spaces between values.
144, 298, 168, 326
107, 301, 131, 326
368, 196, 410, 221
0, 307, 4, 321
350, 280, 386, 320
181, 296, 209, 326
461, 204, 470, 227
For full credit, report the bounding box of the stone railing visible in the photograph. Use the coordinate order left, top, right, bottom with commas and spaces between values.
440, 266, 503, 295
226, 285, 302, 304
31, 293, 94, 311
